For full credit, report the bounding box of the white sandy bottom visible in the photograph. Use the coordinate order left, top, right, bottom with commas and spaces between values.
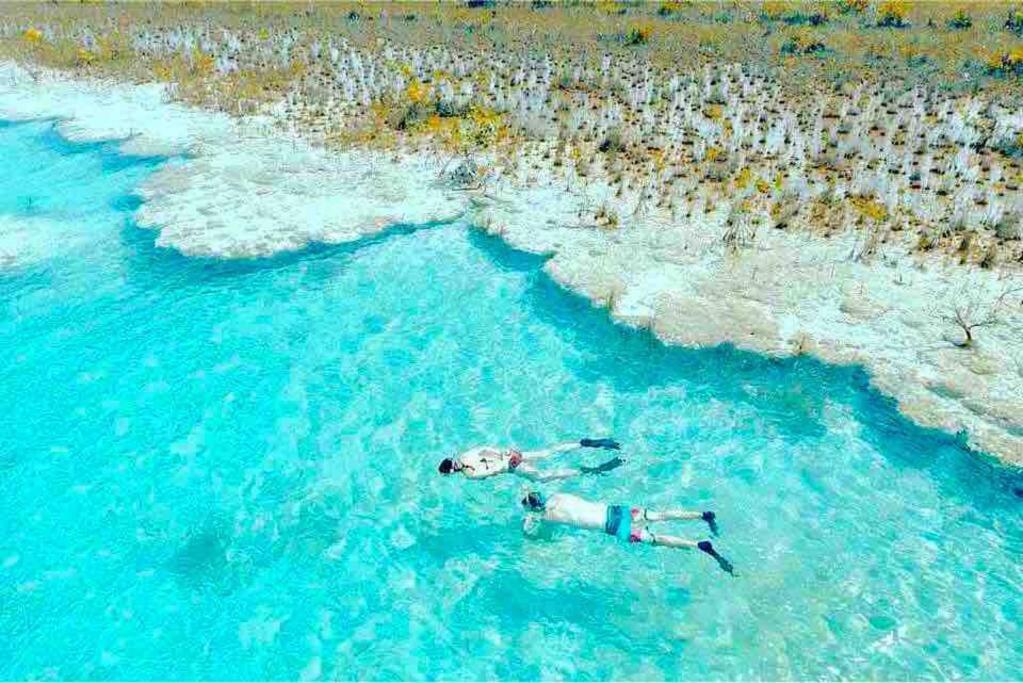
0, 214, 93, 269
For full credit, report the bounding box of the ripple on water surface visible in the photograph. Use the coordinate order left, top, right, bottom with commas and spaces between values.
1, 119, 1021, 680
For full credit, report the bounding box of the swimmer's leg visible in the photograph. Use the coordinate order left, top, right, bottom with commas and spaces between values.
642, 530, 698, 550
697, 540, 735, 576
637, 531, 735, 575
520, 441, 580, 461
580, 455, 625, 475
517, 462, 583, 482
645, 508, 719, 535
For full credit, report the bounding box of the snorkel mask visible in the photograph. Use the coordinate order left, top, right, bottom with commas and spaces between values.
521, 491, 547, 511
438, 458, 463, 475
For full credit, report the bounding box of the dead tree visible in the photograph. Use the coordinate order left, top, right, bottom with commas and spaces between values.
941, 284, 1023, 348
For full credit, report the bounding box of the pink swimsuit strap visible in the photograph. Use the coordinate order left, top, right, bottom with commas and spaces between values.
629, 508, 644, 543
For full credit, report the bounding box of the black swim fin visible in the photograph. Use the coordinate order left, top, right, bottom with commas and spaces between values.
580, 437, 621, 450
697, 540, 735, 576
581, 456, 625, 475
702, 511, 720, 536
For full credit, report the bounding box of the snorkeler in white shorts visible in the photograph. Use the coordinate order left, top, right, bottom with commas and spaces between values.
438, 438, 623, 482
520, 491, 734, 574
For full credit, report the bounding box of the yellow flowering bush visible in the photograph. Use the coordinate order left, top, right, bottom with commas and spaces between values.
877, 1, 910, 28
985, 47, 1023, 77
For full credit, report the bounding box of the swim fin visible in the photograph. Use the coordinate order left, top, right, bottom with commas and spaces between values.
581, 456, 625, 475
697, 540, 735, 576
580, 437, 621, 450
702, 511, 719, 536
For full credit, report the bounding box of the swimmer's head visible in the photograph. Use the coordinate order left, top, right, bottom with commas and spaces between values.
521, 491, 546, 511
438, 458, 459, 475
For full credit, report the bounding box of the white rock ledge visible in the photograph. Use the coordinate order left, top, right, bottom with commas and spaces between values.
474, 175, 1023, 466
2, 61, 1021, 465
0, 61, 465, 259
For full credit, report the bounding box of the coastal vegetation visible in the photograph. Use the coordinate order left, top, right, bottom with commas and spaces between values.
3, 2, 1020, 268
1, 4, 1021, 290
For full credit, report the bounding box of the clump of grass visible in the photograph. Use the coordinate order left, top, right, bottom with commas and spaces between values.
947, 9, 972, 30
1005, 8, 1023, 35
722, 201, 757, 253
781, 31, 827, 56
877, 1, 910, 28
598, 129, 626, 155
837, 0, 868, 13
993, 210, 1022, 240
657, 2, 683, 19
623, 23, 653, 46
780, 8, 829, 27
389, 99, 430, 131
595, 202, 620, 229
850, 195, 888, 223
984, 48, 1023, 78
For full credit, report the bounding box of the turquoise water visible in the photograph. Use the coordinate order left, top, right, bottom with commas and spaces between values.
1, 118, 1021, 680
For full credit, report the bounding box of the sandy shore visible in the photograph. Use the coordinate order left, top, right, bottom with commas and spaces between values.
3, 61, 1022, 465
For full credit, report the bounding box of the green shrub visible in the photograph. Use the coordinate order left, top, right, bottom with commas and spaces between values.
947, 9, 972, 30
598, 129, 626, 154
657, 2, 683, 18
877, 2, 910, 28
388, 100, 429, 130
1006, 9, 1023, 35
781, 10, 828, 26
623, 26, 652, 46
434, 98, 468, 118
781, 37, 827, 55
837, 0, 868, 13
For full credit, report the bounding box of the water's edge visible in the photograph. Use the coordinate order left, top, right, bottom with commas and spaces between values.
1, 60, 1021, 466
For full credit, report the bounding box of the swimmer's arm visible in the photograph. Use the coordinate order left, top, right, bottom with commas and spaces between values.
522, 513, 544, 538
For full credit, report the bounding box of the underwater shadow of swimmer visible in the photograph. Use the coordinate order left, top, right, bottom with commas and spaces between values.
166, 520, 253, 596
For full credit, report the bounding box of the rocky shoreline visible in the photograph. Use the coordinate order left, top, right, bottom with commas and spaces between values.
2, 61, 1021, 464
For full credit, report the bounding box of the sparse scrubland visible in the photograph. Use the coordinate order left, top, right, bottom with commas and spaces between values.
2, 1, 1023, 463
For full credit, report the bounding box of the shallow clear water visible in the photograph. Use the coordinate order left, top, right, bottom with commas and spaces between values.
1, 119, 1021, 680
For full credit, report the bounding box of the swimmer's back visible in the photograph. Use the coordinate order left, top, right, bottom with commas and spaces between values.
460, 446, 507, 478
545, 493, 607, 531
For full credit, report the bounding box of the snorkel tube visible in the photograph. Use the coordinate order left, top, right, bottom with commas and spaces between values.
580, 437, 620, 450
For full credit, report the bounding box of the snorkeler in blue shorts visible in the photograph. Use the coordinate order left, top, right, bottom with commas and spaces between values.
520, 491, 733, 574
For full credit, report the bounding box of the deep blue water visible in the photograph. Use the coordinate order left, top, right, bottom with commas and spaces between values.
1, 119, 1021, 680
